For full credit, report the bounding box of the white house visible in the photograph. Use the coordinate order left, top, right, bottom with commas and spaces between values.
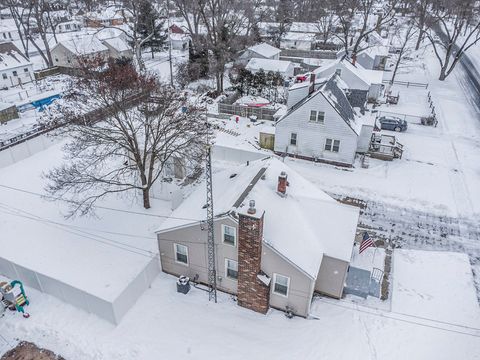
102, 36, 133, 59
0, 19, 20, 42
169, 33, 190, 51
237, 42, 281, 64
51, 35, 133, 68
314, 59, 384, 106
0, 42, 34, 88
356, 46, 389, 70
274, 74, 374, 166
48, 20, 82, 34
50, 36, 110, 67
156, 156, 360, 317
280, 32, 316, 50
246, 58, 295, 78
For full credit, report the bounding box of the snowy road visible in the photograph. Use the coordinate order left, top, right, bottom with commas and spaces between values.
332, 194, 480, 299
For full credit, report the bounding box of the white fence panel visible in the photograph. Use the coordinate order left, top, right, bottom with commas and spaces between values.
0, 255, 159, 325
212, 145, 269, 164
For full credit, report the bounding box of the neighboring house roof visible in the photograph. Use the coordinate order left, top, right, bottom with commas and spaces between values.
279, 74, 356, 132
282, 32, 316, 42
246, 58, 292, 74
157, 157, 359, 278
289, 22, 320, 34
0, 19, 18, 33
358, 45, 389, 58
102, 37, 130, 52
248, 42, 281, 58
53, 36, 109, 55
0, 42, 31, 69
315, 59, 383, 88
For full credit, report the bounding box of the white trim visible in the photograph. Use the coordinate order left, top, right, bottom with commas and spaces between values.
173, 243, 189, 266
224, 258, 238, 281
221, 224, 237, 247
272, 273, 290, 298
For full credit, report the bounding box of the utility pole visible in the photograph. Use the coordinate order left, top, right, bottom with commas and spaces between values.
166, 0, 174, 87
205, 145, 217, 302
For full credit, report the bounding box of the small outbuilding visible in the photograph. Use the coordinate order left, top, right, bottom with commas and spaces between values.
246, 58, 295, 78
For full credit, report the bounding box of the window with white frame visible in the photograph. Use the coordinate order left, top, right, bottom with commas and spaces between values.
174, 243, 188, 265
324, 138, 340, 152
310, 110, 325, 123
222, 224, 236, 246
12, 71, 17, 77
225, 259, 238, 280
2, 73, 6, 80
335, 68, 342, 76
290, 132, 297, 146
273, 273, 290, 297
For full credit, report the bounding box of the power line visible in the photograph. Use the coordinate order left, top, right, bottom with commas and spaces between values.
0, 183, 203, 223
315, 297, 480, 338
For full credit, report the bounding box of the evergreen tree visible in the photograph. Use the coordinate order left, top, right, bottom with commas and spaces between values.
137, 0, 167, 59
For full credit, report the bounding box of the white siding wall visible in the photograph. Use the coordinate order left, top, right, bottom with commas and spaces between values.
0, 64, 34, 88
275, 92, 359, 165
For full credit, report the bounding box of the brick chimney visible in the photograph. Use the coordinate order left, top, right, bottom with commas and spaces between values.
277, 171, 288, 195
309, 72, 316, 95
237, 202, 270, 314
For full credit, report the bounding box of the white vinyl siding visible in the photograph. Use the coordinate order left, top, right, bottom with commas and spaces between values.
174, 243, 188, 265
273, 273, 290, 297
222, 224, 236, 246
274, 90, 358, 165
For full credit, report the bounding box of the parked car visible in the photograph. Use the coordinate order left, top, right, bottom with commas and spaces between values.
378, 116, 408, 132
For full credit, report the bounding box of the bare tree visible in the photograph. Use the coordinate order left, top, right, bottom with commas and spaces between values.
171, 0, 203, 51
412, 0, 432, 50
334, 0, 397, 57
313, 4, 336, 46
44, 58, 208, 215
423, 0, 480, 80
197, 0, 247, 94
389, 21, 417, 83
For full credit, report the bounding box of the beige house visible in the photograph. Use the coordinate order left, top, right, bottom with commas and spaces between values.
156, 157, 359, 317
51, 35, 133, 68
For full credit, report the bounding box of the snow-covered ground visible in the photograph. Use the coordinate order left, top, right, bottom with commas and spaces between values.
0, 141, 169, 301
1, 249, 479, 360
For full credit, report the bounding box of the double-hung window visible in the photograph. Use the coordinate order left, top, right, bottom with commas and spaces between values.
174, 243, 188, 265
225, 259, 238, 280
310, 110, 325, 123
222, 224, 236, 246
290, 132, 297, 146
325, 138, 340, 152
273, 273, 290, 297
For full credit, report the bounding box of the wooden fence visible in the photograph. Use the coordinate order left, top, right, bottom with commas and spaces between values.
0, 92, 149, 152
382, 79, 429, 89
280, 48, 340, 60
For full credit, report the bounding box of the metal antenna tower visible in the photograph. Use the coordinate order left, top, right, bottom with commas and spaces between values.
206, 145, 217, 302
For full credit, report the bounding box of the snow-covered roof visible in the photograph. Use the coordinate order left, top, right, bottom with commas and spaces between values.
157, 157, 359, 278
102, 37, 130, 52
0, 18, 18, 32
248, 42, 281, 58
282, 32, 316, 42
314, 59, 383, 89
289, 22, 321, 34
246, 58, 292, 73
55, 35, 109, 55
359, 45, 389, 58
0, 42, 31, 69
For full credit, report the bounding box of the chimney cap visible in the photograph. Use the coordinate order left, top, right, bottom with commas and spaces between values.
247, 199, 256, 214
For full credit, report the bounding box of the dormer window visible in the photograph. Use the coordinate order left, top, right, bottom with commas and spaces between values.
335, 68, 342, 76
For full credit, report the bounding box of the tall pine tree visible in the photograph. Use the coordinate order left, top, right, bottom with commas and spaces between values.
137, 0, 167, 59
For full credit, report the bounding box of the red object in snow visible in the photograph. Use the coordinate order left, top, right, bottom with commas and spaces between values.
235, 116, 239, 123
296, 75, 308, 83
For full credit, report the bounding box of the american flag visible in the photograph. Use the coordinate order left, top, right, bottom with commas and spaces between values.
359, 232, 375, 254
